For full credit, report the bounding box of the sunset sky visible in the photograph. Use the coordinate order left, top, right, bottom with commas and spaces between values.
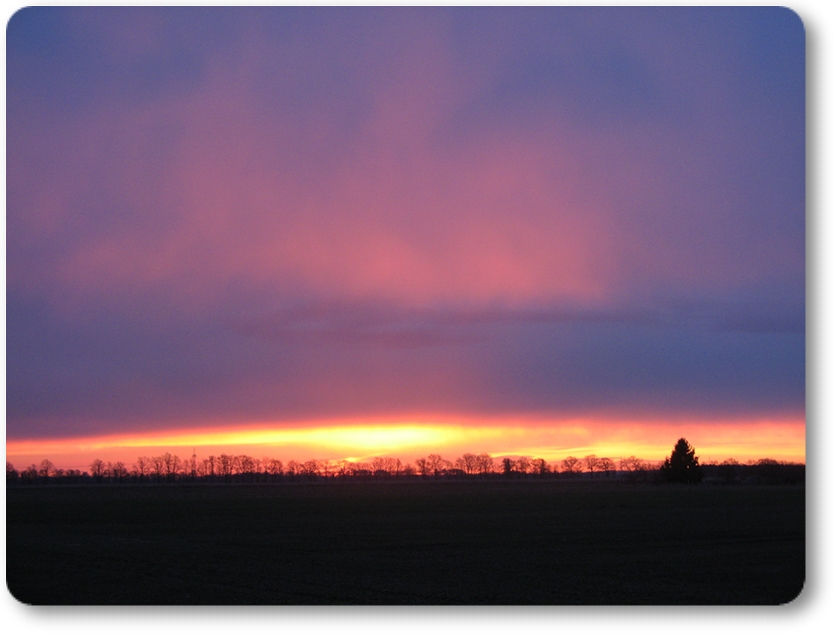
5, 6, 805, 471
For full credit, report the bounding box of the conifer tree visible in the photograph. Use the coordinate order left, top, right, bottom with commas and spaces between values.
659, 438, 703, 484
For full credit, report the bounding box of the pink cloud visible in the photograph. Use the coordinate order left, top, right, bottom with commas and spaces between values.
14, 33, 623, 314
9, 10, 801, 325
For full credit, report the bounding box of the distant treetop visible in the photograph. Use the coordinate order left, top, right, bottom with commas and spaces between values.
659, 438, 703, 484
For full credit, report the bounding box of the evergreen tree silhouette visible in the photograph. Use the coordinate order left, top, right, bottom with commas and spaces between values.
659, 438, 703, 484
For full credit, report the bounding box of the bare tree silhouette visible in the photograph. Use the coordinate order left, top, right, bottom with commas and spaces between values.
111, 461, 128, 483
132, 456, 150, 482
531, 458, 549, 477
38, 459, 57, 483
584, 455, 599, 477
89, 459, 105, 483
455, 453, 478, 475
7, 461, 19, 484
476, 453, 494, 476
561, 456, 581, 476
427, 454, 445, 479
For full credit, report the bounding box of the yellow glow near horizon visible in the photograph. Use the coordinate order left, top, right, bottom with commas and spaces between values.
5, 415, 804, 472
6, 420, 507, 466
159, 423, 486, 454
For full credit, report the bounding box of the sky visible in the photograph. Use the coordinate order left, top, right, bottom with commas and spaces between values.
5, 6, 806, 470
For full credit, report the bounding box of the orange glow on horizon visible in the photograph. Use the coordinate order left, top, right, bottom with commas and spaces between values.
5, 415, 805, 473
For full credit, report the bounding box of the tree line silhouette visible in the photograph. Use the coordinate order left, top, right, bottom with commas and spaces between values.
6, 439, 804, 486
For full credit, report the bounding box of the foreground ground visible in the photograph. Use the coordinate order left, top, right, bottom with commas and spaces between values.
6, 480, 805, 604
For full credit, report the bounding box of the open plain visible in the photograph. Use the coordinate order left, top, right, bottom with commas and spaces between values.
6, 480, 805, 604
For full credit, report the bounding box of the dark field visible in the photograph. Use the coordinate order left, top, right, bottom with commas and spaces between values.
6, 481, 804, 605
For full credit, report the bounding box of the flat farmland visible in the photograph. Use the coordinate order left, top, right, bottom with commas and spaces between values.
6, 481, 805, 605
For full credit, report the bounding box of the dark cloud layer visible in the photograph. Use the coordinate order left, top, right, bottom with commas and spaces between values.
7, 295, 803, 438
